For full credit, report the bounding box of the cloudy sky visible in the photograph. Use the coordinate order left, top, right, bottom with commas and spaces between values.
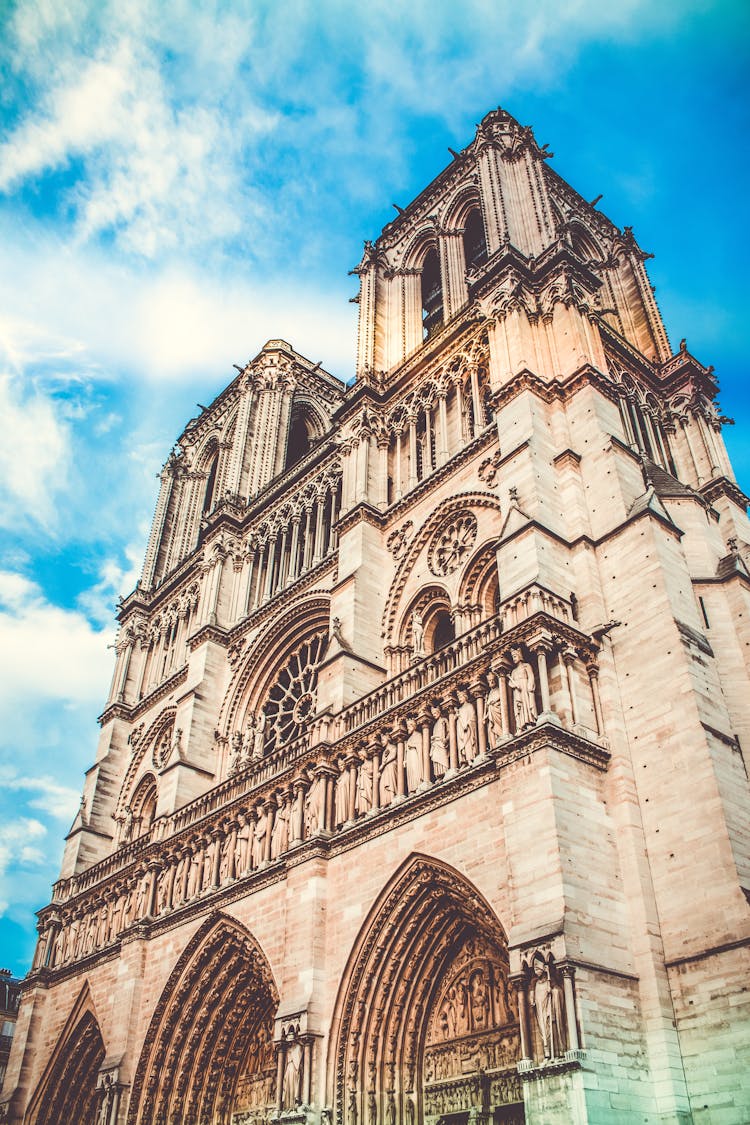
0, 0, 748, 974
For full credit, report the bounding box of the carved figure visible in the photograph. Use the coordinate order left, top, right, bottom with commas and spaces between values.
335, 763, 350, 825
356, 758, 373, 814
411, 611, 425, 659
135, 873, 148, 917
122, 806, 134, 843
229, 731, 243, 775
157, 869, 170, 914
252, 807, 268, 867
219, 834, 234, 883
253, 711, 267, 759
187, 851, 202, 898
305, 774, 325, 835
405, 719, 423, 792
379, 744, 398, 807
429, 706, 449, 777
470, 968, 490, 1030
236, 814, 252, 875
530, 956, 565, 1059
456, 691, 478, 764
271, 801, 290, 858
485, 671, 506, 747
509, 648, 537, 729
282, 1036, 303, 1108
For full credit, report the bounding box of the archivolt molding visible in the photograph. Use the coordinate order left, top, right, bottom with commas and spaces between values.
329, 854, 512, 1125
219, 593, 331, 738
115, 706, 177, 822
442, 182, 483, 232
26, 983, 105, 1125
382, 491, 504, 646
127, 912, 279, 1125
459, 541, 500, 612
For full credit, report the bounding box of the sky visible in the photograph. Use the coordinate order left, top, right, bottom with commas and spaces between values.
0, 0, 748, 975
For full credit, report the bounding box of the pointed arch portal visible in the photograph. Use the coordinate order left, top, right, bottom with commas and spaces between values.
331, 856, 525, 1125
27, 1002, 105, 1125
128, 914, 279, 1125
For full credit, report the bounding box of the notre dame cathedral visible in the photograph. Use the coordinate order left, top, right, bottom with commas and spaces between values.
2, 107, 749, 1125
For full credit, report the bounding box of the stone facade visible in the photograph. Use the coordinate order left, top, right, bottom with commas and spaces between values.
2, 107, 749, 1125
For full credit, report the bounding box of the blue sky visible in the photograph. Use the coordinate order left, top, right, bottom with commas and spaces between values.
0, 0, 748, 975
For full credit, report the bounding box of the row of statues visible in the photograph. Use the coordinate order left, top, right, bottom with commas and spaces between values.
228, 711, 269, 774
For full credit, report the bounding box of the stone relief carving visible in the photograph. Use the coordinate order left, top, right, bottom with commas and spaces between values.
386, 520, 413, 559
477, 449, 502, 487
428, 512, 478, 576
411, 611, 425, 660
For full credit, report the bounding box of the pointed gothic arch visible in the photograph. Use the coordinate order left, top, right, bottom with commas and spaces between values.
329, 855, 523, 1125
26, 984, 105, 1125
127, 913, 279, 1125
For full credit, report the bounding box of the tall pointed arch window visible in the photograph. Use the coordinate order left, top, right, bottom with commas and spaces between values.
421, 248, 443, 339
202, 450, 219, 516
463, 208, 488, 271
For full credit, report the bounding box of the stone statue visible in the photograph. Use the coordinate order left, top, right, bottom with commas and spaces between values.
229, 731, 243, 775
379, 743, 398, 807
429, 706, 449, 777
271, 801, 290, 858
252, 807, 268, 868
405, 719, 423, 792
235, 813, 252, 875
219, 834, 234, 883
187, 851, 202, 899
485, 670, 506, 747
530, 956, 565, 1059
509, 647, 537, 729
456, 690, 478, 764
282, 1035, 303, 1108
253, 710, 267, 759
356, 758, 373, 814
335, 762, 350, 825
412, 611, 425, 659
305, 774, 325, 835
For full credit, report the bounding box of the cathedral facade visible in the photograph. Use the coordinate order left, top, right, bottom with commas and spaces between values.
2, 108, 749, 1125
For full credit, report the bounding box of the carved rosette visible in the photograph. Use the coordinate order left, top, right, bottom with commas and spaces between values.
427, 513, 478, 576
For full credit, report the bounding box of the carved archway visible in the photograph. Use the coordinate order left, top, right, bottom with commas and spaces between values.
128, 913, 279, 1125
330, 856, 523, 1125
27, 987, 105, 1125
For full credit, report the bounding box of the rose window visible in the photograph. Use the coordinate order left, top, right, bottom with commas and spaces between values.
428, 513, 478, 576
261, 630, 328, 755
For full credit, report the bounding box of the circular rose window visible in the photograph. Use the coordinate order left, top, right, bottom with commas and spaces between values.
428, 513, 478, 576
260, 630, 328, 756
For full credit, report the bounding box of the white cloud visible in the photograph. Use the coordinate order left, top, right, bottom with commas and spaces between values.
0, 571, 114, 705
0, 371, 71, 532
0, 818, 48, 917
0, 770, 80, 822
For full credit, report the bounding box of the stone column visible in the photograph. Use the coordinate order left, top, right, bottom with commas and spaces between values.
211, 831, 222, 888
303, 1036, 314, 1105
447, 703, 459, 775
146, 862, 160, 917
472, 682, 488, 759
562, 647, 579, 727
377, 436, 390, 509
288, 516, 301, 583
395, 730, 406, 801
533, 641, 553, 716
512, 976, 532, 1064
408, 417, 418, 489
437, 391, 449, 465
347, 755, 358, 822
264, 534, 278, 600
561, 965, 580, 1052
419, 710, 432, 789
292, 779, 306, 842
263, 801, 274, 865
587, 663, 604, 736
394, 428, 403, 500
275, 1041, 285, 1117
370, 741, 381, 813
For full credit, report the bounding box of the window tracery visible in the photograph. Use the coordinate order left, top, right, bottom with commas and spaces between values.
428, 513, 478, 576
258, 628, 329, 756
